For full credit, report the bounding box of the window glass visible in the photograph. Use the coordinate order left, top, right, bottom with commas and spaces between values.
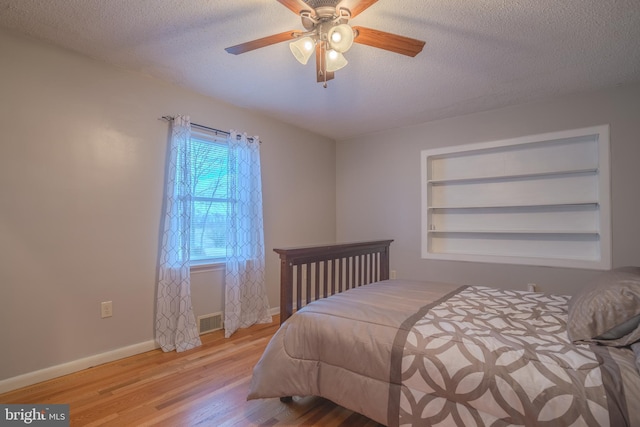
190, 133, 228, 263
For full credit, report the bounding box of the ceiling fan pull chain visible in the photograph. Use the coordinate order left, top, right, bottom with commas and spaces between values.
322, 64, 327, 87
322, 41, 328, 88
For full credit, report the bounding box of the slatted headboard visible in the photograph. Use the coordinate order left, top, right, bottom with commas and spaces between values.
273, 240, 393, 324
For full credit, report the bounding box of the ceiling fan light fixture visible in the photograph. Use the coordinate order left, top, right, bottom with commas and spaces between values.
327, 24, 354, 53
326, 49, 348, 72
224, 1, 426, 85
289, 36, 316, 64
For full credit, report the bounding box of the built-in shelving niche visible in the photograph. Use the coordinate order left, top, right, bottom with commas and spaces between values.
421, 125, 611, 269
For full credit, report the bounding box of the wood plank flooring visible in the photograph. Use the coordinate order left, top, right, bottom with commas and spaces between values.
0, 317, 383, 426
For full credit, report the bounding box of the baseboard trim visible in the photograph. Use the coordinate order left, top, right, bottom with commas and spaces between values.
0, 340, 159, 394
268, 306, 280, 317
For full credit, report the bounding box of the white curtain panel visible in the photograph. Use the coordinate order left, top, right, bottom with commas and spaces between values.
224, 132, 271, 338
155, 115, 201, 352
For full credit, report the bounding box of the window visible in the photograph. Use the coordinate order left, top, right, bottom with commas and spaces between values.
421, 125, 611, 269
189, 129, 229, 264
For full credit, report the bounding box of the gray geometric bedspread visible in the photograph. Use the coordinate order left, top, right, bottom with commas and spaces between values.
390, 286, 631, 426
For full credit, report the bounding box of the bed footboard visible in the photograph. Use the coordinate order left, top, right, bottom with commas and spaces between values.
274, 240, 393, 324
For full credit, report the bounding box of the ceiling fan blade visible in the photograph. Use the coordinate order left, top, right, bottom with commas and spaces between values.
353, 26, 425, 57
316, 44, 335, 83
336, 0, 379, 18
225, 31, 302, 55
277, 0, 315, 16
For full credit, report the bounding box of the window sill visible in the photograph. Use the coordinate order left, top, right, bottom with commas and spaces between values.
190, 261, 225, 273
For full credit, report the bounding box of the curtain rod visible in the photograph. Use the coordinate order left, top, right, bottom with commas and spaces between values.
160, 116, 259, 143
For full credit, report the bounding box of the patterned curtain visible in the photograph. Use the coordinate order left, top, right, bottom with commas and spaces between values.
224, 131, 271, 338
155, 115, 201, 352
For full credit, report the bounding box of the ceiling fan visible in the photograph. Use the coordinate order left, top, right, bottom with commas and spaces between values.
225, 0, 425, 87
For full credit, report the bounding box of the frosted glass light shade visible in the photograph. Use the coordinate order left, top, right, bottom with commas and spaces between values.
326, 49, 348, 72
327, 24, 354, 53
289, 37, 315, 64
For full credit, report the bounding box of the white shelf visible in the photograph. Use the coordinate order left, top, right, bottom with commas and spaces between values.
427, 229, 599, 234
421, 125, 611, 270
428, 201, 599, 210
427, 167, 598, 184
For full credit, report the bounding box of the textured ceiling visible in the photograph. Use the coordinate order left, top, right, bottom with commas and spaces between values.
1, 0, 639, 140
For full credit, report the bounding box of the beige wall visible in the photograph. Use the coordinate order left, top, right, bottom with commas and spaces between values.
337, 83, 640, 296
0, 29, 336, 381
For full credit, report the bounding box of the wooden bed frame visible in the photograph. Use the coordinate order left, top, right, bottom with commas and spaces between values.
273, 240, 393, 324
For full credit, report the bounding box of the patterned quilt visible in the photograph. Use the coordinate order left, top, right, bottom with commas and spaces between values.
247, 280, 640, 427
391, 286, 631, 426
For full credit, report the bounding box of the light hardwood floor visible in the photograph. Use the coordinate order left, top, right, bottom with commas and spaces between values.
0, 317, 383, 426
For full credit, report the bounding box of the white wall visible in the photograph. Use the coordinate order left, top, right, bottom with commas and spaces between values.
0, 28, 336, 383
337, 83, 640, 296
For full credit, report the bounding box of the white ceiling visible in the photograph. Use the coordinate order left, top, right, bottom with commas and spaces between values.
1, 0, 639, 140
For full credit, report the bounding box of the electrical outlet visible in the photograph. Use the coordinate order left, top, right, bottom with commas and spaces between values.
101, 301, 113, 318
390, 270, 397, 279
